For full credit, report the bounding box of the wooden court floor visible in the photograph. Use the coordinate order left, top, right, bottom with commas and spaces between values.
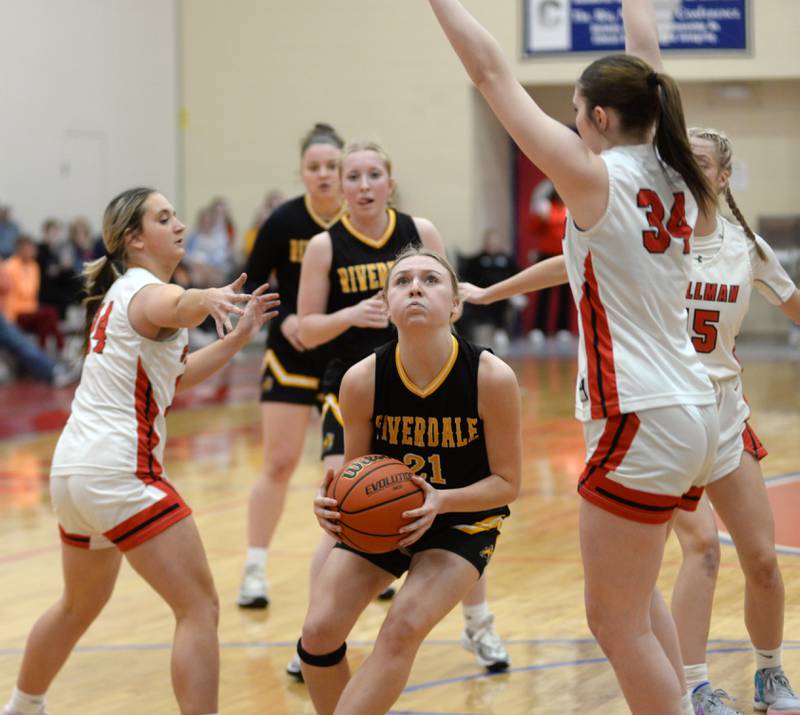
1, 352, 799, 714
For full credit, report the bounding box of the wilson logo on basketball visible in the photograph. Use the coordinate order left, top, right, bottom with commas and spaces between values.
364, 472, 414, 496
341, 454, 384, 480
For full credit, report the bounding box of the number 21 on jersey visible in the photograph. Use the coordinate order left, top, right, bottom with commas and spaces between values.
89, 301, 114, 353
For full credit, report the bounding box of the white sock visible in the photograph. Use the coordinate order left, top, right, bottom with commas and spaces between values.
6, 687, 46, 715
462, 601, 490, 629
684, 662, 710, 692
755, 645, 782, 671
245, 547, 267, 572
680, 692, 694, 715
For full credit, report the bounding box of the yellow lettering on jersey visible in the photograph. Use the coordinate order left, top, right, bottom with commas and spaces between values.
414, 417, 426, 448
401, 416, 414, 446
337, 267, 351, 294
467, 418, 479, 443
386, 416, 400, 444
354, 265, 368, 292
374, 415, 384, 435
441, 418, 455, 448
377, 263, 389, 287
454, 417, 468, 447
403, 452, 447, 485
289, 239, 309, 263
367, 264, 381, 290
427, 417, 439, 447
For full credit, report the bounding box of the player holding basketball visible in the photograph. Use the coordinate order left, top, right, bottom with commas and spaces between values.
2, 188, 279, 715
298, 247, 521, 715
669, 128, 800, 715
429, 1, 720, 713
296, 141, 512, 677
237, 122, 346, 611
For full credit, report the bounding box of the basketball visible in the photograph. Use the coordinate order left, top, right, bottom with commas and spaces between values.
327, 454, 425, 554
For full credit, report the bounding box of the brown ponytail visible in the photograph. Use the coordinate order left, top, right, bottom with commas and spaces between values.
578, 55, 714, 215
688, 127, 766, 261
83, 187, 154, 349
651, 75, 715, 216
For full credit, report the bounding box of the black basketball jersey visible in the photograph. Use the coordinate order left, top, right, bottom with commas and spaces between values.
244, 194, 344, 321
326, 209, 421, 366
371, 335, 510, 531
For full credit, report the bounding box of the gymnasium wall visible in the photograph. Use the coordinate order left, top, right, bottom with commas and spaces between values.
183, 1, 800, 257
0, 0, 180, 238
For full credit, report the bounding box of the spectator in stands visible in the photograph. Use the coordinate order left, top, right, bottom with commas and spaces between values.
3, 235, 64, 353
67, 217, 98, 272
459, 228, 519, 348
185, 207, 233, 287
0, 261, 77, 386
527, 180, 575, 343
242, 190, 286, 258
0, 205, 21, 260
38, 219, 81, 320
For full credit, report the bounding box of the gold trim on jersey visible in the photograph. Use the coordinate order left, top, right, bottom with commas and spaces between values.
395, 335, 459, 399
262, 349, 320, 389
304, 194, 345, 230
453, 515, 505, 535
341, 209, 397, 249
321, 393, 344, 426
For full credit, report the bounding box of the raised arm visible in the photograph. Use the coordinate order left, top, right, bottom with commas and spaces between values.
623, 0, 664, 71
130, 273, 252, 339
177, 284, 279, 393
429, 0, 605, 217
461, 255, 568, 305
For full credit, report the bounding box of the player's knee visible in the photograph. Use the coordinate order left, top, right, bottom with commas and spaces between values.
689, 534, 721, 578
59, 593, 107, 628
301, 614, 349, 656
744, 549, 781, 592
377, 613, 427, 657
263, 451, 301, 483
297, 637, 347, 668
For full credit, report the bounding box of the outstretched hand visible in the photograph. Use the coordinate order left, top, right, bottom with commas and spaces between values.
204, 273, 254, 338
230, 282, 280, 342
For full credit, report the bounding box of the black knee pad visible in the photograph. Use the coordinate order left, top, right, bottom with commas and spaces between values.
296, 638, 347, 667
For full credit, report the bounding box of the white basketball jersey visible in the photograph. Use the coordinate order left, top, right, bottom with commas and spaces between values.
51, 268, 188, 478
563, 144, 715, 421
687, 217, 796, 383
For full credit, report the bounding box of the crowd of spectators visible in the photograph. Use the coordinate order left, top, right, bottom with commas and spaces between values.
0, 192, 283, 386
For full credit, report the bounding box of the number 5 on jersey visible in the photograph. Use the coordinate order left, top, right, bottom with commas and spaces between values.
89, 301, 114, 353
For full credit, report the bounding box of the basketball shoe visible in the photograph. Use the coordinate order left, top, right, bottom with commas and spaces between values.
690, 682, 741, 714
754, 667, 800, 713
236, 564, 269, 609
460, 614, 510, 672
286, 653, 303, 682
2, 708, 50, 715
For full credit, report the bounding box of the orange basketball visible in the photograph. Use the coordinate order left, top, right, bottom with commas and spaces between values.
327, 454, 425, 554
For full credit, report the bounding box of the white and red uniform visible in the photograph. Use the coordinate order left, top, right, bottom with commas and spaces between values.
563, 144, 717, 523
50, 267, 191, 550
687, 216, 797, 481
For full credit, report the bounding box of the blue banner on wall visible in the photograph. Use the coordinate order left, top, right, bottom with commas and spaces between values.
524, 0, 748, 55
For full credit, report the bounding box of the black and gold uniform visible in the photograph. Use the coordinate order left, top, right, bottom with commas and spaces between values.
245, 194, 343, 406
320, 209, 421, 456
335, 334, 509, 576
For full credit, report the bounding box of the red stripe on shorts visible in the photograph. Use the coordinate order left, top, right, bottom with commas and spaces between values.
579, 253, 620, 419
59, 525, 91, 549
134, 358, 163, 481
578, 413, 690, 524
742, 421, 768, 461
103, 480, 191, 552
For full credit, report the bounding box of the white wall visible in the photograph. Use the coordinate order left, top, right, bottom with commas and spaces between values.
0, 0, 179, 238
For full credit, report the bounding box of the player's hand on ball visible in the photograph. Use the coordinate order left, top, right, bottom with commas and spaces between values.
314, 468, 341, 539
397, 475, 441, 547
